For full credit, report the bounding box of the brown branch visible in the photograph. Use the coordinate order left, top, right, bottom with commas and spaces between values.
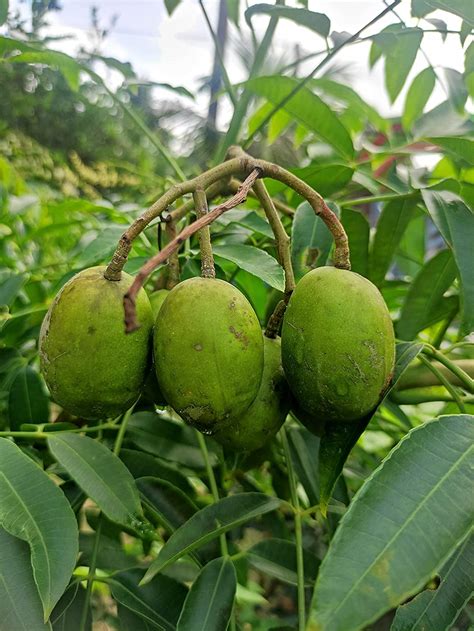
228, 178, 295, 217
123, 168, 262, 332
193, 188, 216, 279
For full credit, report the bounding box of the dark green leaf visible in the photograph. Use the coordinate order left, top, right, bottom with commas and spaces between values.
247, 539, 319, 586
177, 558, 236, 631
425, 0, 473, 25
397, 249, 457, 340
80, 532, 138, 572
369, 199, 419, 287
164, 0, 181, 16
341, 209, 370, 277
411, 0, 433, 17
120, 448, 194, 495
318, 342, 423, 514
51, 584, 91, 631
310, 415, 474, 631
286, 424, 320, 506
267, 163, 354, 199
392, 532, 474, 631
421, 189, 474, 335
0, 529, 50, 630
142, 493, 281, 582
213, 244, 284, 291
0, 0, 8, 26
8, 49, 82, 91
245, 76, 354, 159
109, 568, 187, 630
429, 137, 474, 166
402, 67, 436, 131
245, 5, 330, 37
8, 365, 50, 429
0, 439, 78, 619
137, 476, 198, 533
47, 434, 145, 530
0, 272, 27, 307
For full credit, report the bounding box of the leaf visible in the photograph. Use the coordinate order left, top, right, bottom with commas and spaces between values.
245, 76, 354, 159
402, 67, 436, 131
51, 584, 91, 631
8, 49, 82, 91
120, 448, 194, 495
176, 558, 236, 631
127, 412, 218, 470
79, 532, 137, 572
0, 439, 78, 620
245, 5, 330, 38
369, 199, 419, 287
0, 529, 51, 630
341, 209, 370, 277
137, 476, 198, 533
0, 272, 27, 307
220, 209, 274, 239
391, 532, 474, 631
109, 568, 187, 631
47, 434, 144, 530
291, 201, 340, 280
8, 365, 50, 430
266, 163, 354, 199
310, 414, 474, 631
73, 225, 125, 268
286, 424, 320, 506
425, 0, 474, 25
380, 27, 423, 103
0, 0, 7, 26
397, 249, 457, 340
411, 0, 433, 18
213, 244, 284, 291
414, 100, 474, 138
226, 0, 240, 26
142, 493, 281, 583
426, 18, 448, 39
164, 0, 181, 16
444, 68, 468, 113
247, 539, 319, 586
421, 189, 474, 335
429, 137, 474, 166
318, 342, 424, 514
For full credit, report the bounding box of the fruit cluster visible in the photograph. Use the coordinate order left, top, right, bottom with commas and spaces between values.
39, 262, 395, 453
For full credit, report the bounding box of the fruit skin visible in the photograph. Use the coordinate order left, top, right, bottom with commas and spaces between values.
282, 266, 395, 426
214, 336, 291, 452
149, 289, 169, 318
39, 266, 154, 419
154, 277, 264, 433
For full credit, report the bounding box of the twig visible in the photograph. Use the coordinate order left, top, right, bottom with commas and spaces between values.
123, 168, 262, 332
164, 218, 181, 289
193, 188, 216, 278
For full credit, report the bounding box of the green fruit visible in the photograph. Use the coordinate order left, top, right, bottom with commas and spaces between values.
149, 289, 169, 319
282, 267, 395, 425
214, 336, 291, 452
40, 266, 153, 419
154, 277, 264, 432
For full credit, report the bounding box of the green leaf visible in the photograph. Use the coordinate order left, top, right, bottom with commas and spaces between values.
397, 249, 457, 340
425, 0, 474, 25
8, 365, 50, 429
291, 201, 340, 280
310, 414, 474, 631
0, 0, 8, 26
391, 532, 474, 631
73, 225, 125, 268
267, 163, 353, 199
109, 568, 187, 631
226, 0, 240, 26
460, 20, 472, 44
369, 199, 419, 287
80, 531, 137, 572
287, 425, 320, 506
0, 272, 27, 307
247, 539, 320, 586
47, 434, 144, 529
177, 558, 236, 631
127, 412, 218, 470
421, 189, 474, 335
120, 448, 194, 495
429, 137, 474, 166
0, 529, 51, 630
164, 0, 181, 16
7, 49, 82, 91
219, 209, 274, 239
51, 584, 91, 631
318, 342, 424, 514
444, 68, 468, 113
245, 76, 354, 159
245, 5, 330, 37
411, 0, 433, 17
137, 476, 198, 534
213, 244, 284, 291
142, 493, 281, 583
341, 209, 370, 277
414, 100, 474, 138
402, 67, 436, 131
0, 439, 78, 620
380, 27, 423, 103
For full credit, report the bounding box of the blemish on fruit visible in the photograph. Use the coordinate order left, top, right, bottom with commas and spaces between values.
229, 325, 249, 347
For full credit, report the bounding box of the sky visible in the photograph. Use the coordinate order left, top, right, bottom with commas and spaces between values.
6, 0, 472, 128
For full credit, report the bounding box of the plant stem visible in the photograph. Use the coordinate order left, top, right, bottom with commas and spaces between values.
423, 346, 474, 394
395, 359, 474, 391
391, 391, 474, 405
0, 422, 121, 439
164, 218, 181, 289
79, 514, 102, 631
281, 426, 305, 631
418, 356, 466, 413
243, 0, 402, 146
194, 188, 216, 278
113, 407, 133, 456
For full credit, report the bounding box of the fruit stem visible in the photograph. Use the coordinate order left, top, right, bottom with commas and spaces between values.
418, 355, 466, 413
193, 188, 216, 279
281, 426, 306, 631
164, 218, 181, 289
123, 168, 262, 332
0, 422, 121, 439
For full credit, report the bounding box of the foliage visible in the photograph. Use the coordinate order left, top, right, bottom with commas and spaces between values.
0, 1, 473, 630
